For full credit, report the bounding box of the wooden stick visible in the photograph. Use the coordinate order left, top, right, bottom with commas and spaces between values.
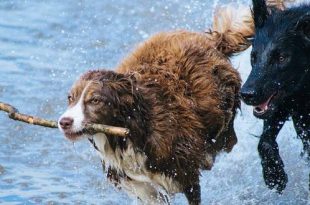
0, 102, 129, 137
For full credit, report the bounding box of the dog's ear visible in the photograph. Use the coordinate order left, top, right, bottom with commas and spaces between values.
252, 0, 269, 28
295, 13, 310, 42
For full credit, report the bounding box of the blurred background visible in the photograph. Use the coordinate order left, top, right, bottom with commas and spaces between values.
0, 0, 308, 204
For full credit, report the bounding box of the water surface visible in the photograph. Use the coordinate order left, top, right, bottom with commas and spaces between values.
0, 0, 308, 204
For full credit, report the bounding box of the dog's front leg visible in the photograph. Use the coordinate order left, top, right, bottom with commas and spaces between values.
258, 112, 288, 193
184, 182, 201, 205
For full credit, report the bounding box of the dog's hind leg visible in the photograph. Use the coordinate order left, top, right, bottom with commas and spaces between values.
258, 111, 289, 193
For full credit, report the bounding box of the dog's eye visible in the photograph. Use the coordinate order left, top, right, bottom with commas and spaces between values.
91, 98, 101, 105
278, 55, 286, 63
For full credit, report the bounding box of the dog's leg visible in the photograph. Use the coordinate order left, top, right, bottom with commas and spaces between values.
258, 111, 288, 193
292, 112, 310, 160
183, 175, 201, 205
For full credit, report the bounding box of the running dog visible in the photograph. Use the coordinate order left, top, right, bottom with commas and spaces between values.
241, 0, 310, 193
59, 5, 254, 205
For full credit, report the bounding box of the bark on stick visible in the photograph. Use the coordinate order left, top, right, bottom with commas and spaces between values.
0, 102, 129, 137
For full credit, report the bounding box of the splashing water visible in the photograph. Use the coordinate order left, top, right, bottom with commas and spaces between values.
0, 0, 308, 204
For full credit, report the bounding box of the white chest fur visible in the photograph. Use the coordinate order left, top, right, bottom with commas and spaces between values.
92, 133, 180, 204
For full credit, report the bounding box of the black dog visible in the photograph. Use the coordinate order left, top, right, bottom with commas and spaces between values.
241, 0, 310, 193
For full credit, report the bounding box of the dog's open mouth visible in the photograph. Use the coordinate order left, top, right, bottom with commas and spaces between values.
64, 130, 85, 141
253, 92, 277, 116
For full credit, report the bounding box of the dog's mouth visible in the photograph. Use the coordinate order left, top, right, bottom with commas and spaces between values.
253, 92, 277, 117
63, 130, 85, 141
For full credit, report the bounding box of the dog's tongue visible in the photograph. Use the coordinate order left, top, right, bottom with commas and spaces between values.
254, 94, 274, 114
254, 101, 269, 113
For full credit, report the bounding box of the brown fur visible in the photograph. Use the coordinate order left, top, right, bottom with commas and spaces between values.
266, 0, 296, 10
63, 5, 254, 205
117, 31, 241, 155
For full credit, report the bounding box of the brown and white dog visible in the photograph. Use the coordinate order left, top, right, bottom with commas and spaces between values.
58, 5, 254, 205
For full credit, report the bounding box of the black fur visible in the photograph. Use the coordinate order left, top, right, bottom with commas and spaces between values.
241, 0, 310, 193
252, 0, 269, 28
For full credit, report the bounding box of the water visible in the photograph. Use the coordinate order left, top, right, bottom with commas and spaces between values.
0, 0, 308, 204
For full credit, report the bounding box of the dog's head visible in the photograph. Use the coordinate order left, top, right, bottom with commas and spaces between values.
241, 0, 310, 118
58, 70, 138, 141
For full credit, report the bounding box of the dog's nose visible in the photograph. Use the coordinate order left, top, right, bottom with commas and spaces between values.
59, 117, 74, 130
240, 88, 256, 105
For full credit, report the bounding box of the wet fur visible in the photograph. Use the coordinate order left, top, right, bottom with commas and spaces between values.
63, 5, 254, 205
241, 0, 310, 193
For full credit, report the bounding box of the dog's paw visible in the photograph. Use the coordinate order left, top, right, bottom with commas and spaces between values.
262, 158, 288, 193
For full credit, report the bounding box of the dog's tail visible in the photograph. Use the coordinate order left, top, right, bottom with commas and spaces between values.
266, 0, 296, 11
210, 4, 254, 56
